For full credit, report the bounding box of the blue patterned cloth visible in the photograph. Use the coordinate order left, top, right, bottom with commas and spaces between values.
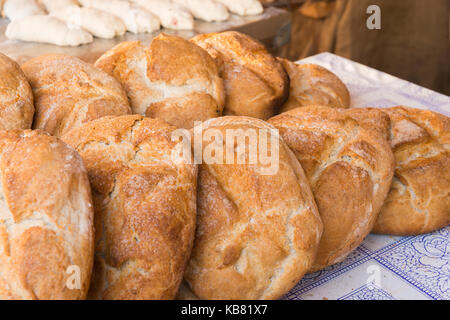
283, 53, 450, 300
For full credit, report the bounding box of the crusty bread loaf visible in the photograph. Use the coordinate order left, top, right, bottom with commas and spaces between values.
184, 116, 322, 299
373, 106, 449, 235
269, 106, 394, 272
0, 53, 34, 130
22, 54, 131, 137
278, 59, 350, 113
0, 130, 94, 300
191, 31, 289, 120
62, 115, 197, 300
94, 34, 225, 129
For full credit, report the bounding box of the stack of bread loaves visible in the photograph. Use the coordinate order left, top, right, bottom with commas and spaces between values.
0, 30, 448, 300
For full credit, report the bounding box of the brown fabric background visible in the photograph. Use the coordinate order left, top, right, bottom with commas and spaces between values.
280, 0, 450, 95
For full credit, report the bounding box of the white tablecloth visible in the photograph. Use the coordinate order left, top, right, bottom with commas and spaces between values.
283, 53, 450, 300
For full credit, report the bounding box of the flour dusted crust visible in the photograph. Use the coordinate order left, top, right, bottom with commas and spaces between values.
191, 31, 289, 120
22, 54, 131, 137
269, 106, 394, 272
184, 116, 322, 299
373, 106, 450, 235
0, 53, 34, 130
0, 130, 94, 300
62, 115, 197, 300
95, 34, 225, 129
279, 59, 350, 113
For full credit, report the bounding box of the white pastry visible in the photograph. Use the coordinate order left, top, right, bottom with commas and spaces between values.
79, 0, 160, 34
38, 0, 79, 12
50, 5, 126, 39
215, 0, 263, 16
132, 0, 193, 30
2, 0, 45, 21
6, 14, 93, 46
172, 0, 229, 22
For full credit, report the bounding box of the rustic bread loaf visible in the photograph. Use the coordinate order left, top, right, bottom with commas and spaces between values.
94, 34, 225, 129
22, 54, 131, 137
62, 115, 197, 300
269, 106, 394, 272
0, 52, 34, 130
278, 59, 350, 113
184, 116, 322, 299
373, 106, 449, 235
0, 130, 94, 299
191, 31, 289, 120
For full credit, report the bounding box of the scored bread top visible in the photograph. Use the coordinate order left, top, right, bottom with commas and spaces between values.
269, 106, 395, 272
278, 59, 350, 113
0, 52, 34, 130
191, 31, 289, 120
0, 130, 94, 299
62, 115, 197, 300
184, 116, 322, 300
22, 54, 131, 137
94, 34, 225, 129
373, 106, 450, 235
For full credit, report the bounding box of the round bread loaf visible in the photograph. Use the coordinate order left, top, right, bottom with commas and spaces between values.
184, 116, 323, 299
373, 106, 449, 235
269, 106, 395, 272
0, 130, 94, 300
191, 31, 289, 120
22, 54, 131, 137
94, 34, 225, 129
61, 115, 197, 300
278, 58, 350, 113
0, 52, 34, 130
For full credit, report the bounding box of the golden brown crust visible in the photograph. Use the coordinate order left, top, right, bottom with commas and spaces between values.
22, 54, 131, 137
191, 31, 289, 120
0, 53, 34, 130
0, 130, 94, 300
373, 106, 450, 235
278, 59, 350, 113
61, 115, 197, 300
184, 116, 322, 299
95, 34, 225, 129
268, 106, 394, 272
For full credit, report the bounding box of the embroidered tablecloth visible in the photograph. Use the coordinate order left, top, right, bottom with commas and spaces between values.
283, 53, 450, 300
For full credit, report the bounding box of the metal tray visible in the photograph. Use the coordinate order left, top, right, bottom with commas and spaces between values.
0, 7, 290, 64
